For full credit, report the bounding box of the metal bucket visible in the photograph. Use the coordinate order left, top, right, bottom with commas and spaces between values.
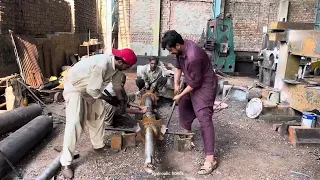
301, 112, 318, 128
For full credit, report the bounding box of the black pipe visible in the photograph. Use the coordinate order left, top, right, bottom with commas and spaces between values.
0, 103, 43, 136
0, 115, 53, 177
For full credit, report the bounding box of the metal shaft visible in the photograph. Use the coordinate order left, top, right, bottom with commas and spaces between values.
0, 103, 42, 136
36, 155, 61, 180
145, 127, 154, 165
0, 115, 53, 177
36, 154, 80, 180
143, 94, 155, 166
144, 95, 153, 117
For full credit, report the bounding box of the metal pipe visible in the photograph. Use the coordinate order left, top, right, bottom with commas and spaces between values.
144, 127, 154, 165
36, 155, 61, 180
0, 115, 53, 177
36, 154, 80, 180
0, 103, 43, 136
144, 95, 153, 117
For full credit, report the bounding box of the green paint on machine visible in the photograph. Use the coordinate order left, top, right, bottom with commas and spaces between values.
206, 17, 236, 73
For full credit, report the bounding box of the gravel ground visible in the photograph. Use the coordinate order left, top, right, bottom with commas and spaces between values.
3, 76, 320, 180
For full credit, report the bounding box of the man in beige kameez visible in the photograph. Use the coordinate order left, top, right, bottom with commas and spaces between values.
60, 48, 138, 178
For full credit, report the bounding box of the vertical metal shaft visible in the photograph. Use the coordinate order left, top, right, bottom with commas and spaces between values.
145, 127, 154, 165
144, 95, 153, 117
144, 95, 155, 167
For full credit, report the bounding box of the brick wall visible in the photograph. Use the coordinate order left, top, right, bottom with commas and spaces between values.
127, 0, 317, 55
0, 0, 72, 35
129, 0, 155, 55
74, 0, 98, 33
0, 0, 99, 78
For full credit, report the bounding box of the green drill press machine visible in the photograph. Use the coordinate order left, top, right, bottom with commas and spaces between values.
203, 0, 236, 73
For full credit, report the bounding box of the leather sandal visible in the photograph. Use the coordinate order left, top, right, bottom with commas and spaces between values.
197, 161, 218, 175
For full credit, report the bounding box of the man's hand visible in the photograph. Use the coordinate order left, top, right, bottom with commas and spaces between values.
140, 106, 148, 113
174, 83, 181, 95
145, 83, 150, 90
173, 94, 182, 104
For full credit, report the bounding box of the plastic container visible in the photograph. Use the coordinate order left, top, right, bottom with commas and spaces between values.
301, 112, 318, 128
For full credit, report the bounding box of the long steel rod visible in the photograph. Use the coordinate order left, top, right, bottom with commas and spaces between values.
144, 95, 153, 117
145, 127, 154, 165
105, 127, 195, 136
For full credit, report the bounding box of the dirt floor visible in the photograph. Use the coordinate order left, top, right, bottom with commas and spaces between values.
3, 76, 320, 180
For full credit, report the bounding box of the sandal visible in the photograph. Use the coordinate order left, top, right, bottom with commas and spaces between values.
197, 161, 218, 175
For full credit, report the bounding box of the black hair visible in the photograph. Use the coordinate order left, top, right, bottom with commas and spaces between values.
149, 56, 159, 65
114, 56, 127, 64
161, 30, 184, 50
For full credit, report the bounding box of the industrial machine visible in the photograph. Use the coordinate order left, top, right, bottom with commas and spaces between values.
203, 15, 236, 73
257, 22, 316, 87
273, 29, 320, 112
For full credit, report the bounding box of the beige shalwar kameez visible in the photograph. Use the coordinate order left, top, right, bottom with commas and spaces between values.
60, 54, 122, 166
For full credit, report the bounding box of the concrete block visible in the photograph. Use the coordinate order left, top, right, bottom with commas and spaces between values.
173, 135, 193, 152
288, 126, 320, 147
111, 134, 122, 150
261, 104, 296, 116
123, 133, 136, 148
260, 115, 301, 122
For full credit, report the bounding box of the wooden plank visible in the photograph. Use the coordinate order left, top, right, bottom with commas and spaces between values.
269, 22, 314, 31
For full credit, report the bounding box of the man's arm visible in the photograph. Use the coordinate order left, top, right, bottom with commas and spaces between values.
128, 102, 141, 108
178, 59, 203, 97
126, 108, 143, 114
186, 59, 203, 90
86, 65, 105, 99
174, 68, 182, 86
141, 66, 150, 83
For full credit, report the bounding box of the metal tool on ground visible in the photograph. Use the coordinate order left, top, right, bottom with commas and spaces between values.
36, 154, 80, 180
